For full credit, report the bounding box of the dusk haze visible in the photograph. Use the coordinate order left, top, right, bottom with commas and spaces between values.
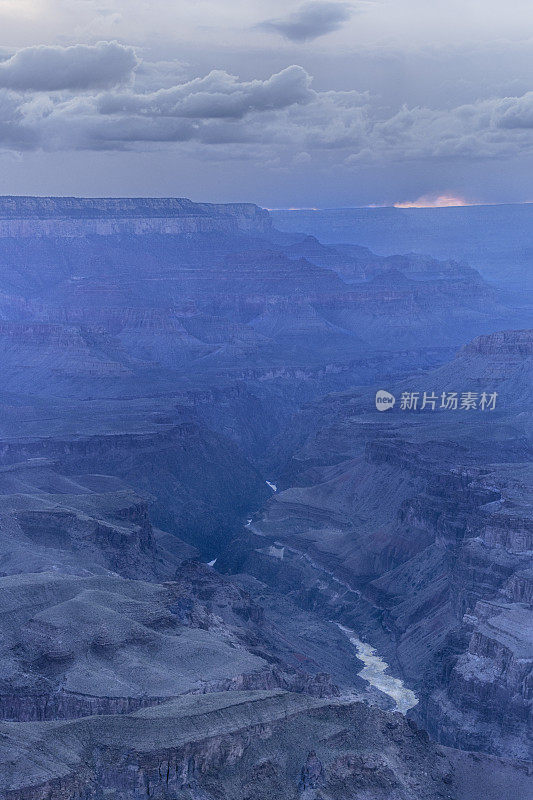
0, 2, 531, 799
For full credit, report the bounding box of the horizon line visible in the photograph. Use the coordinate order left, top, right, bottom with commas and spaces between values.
268, 200, 533, 211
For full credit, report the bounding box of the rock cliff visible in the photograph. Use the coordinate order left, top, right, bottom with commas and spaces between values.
1, 690, 525, 800
0, 196, 273, 236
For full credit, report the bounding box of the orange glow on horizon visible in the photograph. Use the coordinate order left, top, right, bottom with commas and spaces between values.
394, 194, 470, 208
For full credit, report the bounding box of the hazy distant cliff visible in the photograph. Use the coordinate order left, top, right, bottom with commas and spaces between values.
271, 203, 533, 289
0, 196, 273, 236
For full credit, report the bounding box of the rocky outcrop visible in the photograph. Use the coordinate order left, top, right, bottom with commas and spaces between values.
462, 329, 533, 356
298, 750, 325, 794
0, 425, 269, 555
0, 461, 345, 728
0, 690, 500, 800
424, 597, 532, 758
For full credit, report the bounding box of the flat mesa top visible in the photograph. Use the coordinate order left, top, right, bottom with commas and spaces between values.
0, 196, 267, 219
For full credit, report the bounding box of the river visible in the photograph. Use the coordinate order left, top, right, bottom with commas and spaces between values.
337, 624, 418, 714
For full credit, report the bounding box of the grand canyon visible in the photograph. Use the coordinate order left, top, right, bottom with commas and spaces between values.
0, 196, 530, 800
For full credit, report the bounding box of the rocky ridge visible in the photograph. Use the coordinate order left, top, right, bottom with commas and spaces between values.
1, 689, 525, 800
0, 197, 273, 236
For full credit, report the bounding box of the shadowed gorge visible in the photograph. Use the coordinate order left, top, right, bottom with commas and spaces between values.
0, 196, 530, 799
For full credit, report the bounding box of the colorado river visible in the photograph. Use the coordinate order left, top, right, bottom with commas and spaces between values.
337, 624, 418, 714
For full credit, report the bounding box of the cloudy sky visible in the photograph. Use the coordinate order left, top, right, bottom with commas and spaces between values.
0, 0, 532, 206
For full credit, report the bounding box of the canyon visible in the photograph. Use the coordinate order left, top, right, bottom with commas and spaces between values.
271, 203, 533, 290
0, 196, 530, 799
226, 329, 532, 761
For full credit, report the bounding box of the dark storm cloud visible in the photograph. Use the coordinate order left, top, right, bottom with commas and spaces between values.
2, 56, 533, 170
259, 1, 353, 43
96, 65, 314, 119
0, 65, 315, 151
0, 42, 138, 91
